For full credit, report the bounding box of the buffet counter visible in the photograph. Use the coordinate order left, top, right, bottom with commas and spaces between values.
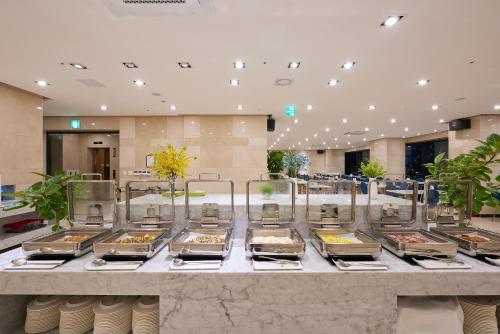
0, 238, 499, 334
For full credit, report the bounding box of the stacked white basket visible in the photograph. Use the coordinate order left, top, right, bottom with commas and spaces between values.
93, 296, 134, 334
132, 296, 160, 334
59, 295, 98, 334
25, 295, 67, 334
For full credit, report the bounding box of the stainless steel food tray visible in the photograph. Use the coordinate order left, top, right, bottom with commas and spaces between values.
169, 227, 232, 258
22, 227, 112, 257
376, 228, 457, 258
311, 228, 381, 259
93, 228, 169, 258
430, 227, 500, 256
245, 228, 305, 259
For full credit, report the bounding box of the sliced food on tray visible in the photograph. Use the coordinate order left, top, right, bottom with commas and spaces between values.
188, 235, 225, 244
114, 233, 157, 244
60, 235, 91, 243
455, 233, 492, 243
387, 233, 429, 244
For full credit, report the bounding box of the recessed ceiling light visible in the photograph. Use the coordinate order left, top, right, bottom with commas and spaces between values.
298, 142, 301, 145
36, 106, 43, 111
325, 127, 330, 132
288, 62, 300, 69
494, 104, 500, 110
307, 105, 313, 111
417, 132, 421, 136
364, 127, 370, 131
292, 144, 295, 148
328, 79, 339, 86
277, 138, 280, 142
234, 61, 245, 69
404, 127, 409, 131
294, 119, 299, 124
347, 141, 351, 145
342, 118, 347, 123
314, 133, 318, 137
286, 127, 290, 132
237, 104, 243, 110
281, 133, 284, 137
308, 146, 311, 149
432, 104, 439, 110
322, 141, 326, 145
417, 79, 430, 86
123, 62, 138, 69
70, 63, 87, 69
341, 61, 355, 69
433, 129, 438, 132
134, 80, 145, 86
178, 62, 191, 68
368, 105, 376, 111
390, 118, 396, 123
91, 122, 96, 126
380, 133, 385, 137
100, 105, 108, 111
327, 146, 331, 149
381, 16, 403, 27
170, 105, 177, 111
230, 79, 239, 86
439, 119, 444, 123
335, 145, 339, 148
363, 138, 367, 141
334, 137, 338, 141
35, 80, 49, 87
305, 138, 309, 142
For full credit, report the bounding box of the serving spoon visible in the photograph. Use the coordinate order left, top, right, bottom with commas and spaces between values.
92, 259, 143, 266
172, 258, 221, 266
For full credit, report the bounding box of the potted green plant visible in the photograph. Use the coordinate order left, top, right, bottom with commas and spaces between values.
359, 160, 387, 199
259, 183, 275, 200
5, 171, 79, 232
424, 133, 499, 217
150, 145, 197, 185
267, 150, 284, 179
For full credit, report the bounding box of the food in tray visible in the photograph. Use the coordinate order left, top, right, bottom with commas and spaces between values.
455, 233, 492, 243
188, 235, 225, 244
115, 234, 156, 244
320, 235, 358, 244
60, 235, 90, 243
387, 234, 428, 244
251, 236, 294, 244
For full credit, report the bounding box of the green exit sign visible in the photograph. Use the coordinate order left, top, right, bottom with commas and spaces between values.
285, 105, 296, 117
70, 119, 80, 129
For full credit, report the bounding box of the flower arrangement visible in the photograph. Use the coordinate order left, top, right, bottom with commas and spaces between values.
150, 145, 197, 184
282, 151, 310, 178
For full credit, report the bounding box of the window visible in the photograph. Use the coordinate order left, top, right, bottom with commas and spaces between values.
405, 139, 448, 180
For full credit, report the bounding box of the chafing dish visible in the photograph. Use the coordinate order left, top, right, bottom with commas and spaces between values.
93, 228, 168, 258
311, 228, 381, 258
67, 180, 117, 227
126, 180, 175, 227
369, 179, 458, 258
376, 228, 457, 257
170, 227, 232, 258
424, 179, 500, 256
245, 227, 305, 259
23, 227, 112, 257
185, 173, 234, 226
246, 178, 295, 226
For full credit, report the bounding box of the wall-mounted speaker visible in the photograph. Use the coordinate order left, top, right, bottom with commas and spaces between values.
449, 118, 471, 131
316, 150, 325, 154
267, 115, 275, 132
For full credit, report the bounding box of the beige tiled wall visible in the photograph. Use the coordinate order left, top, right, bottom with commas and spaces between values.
44, 115, 267, 193
0, 83, 43, 191
289, 149, 345, 175
369, 138, 406, 179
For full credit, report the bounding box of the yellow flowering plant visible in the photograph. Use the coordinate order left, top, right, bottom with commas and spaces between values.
150, 145, 197, 183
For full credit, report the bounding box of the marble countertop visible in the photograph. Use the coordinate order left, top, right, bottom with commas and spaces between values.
0, 206, 35, 220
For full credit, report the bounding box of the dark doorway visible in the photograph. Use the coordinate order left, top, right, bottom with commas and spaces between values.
345, 150, 370, 175
90, 148, 110, 180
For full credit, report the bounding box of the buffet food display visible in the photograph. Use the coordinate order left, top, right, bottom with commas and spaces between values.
245, 227, 305, 259
93, 229, 168, 258
377, 229, 457, 257
311, 228, 381, 258
169, 228, 232, 258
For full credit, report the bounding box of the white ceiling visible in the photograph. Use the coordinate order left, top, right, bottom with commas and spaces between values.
1, 0, 499, 150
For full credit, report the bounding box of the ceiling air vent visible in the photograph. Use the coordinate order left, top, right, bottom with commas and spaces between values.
344, 130, 368, 136
77, 79, 105, 88
102, 0, 215, 17
275, 78, 293, 86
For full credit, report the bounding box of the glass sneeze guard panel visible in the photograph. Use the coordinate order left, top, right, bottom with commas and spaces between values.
306, 179, 356, 226
67, 180, 117, 227
125, 180, 175, 227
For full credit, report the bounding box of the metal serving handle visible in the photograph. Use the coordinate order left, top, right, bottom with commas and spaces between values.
81, 173, 103, 181
246, 179, 296, 225
185, 175, 235, 225
366, 179, 418, 228
423, 177, 472, 226
125, 180, 175, 227
305, 179, 356, 227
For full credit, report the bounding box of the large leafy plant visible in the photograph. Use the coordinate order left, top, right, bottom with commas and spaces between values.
424, 133, 499, 214
282, 151, 310, 178
5, 171, 79, 232
359, 160, 387, 178
267, 150, 284, 178
151, 145, 197, 184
